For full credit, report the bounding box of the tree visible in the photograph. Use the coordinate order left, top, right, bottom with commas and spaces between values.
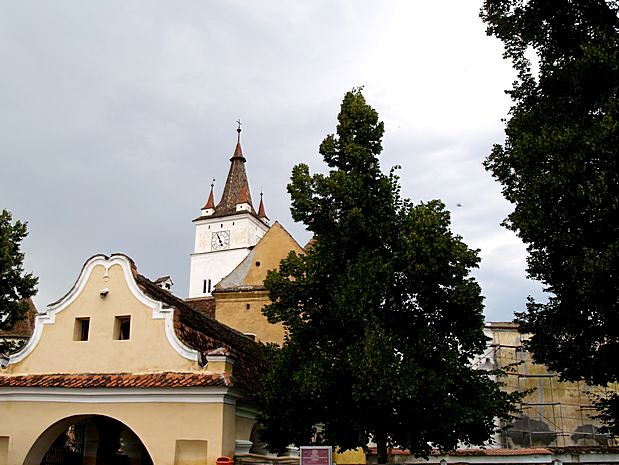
0, 209, 38, 334
480, 0, 619, 432
258, 89, 521, 461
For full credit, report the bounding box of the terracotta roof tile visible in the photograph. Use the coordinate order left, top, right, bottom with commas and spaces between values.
0, 372, 229, 389
203, 184, 215, 210
258, 194, 268, 219
133, 273, 268, 395
185, 296, 216, 318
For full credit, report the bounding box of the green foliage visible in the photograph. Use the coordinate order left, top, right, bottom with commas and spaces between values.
0, 209, 38, 333
258, 89, 521, 459
481, 0, 619, 433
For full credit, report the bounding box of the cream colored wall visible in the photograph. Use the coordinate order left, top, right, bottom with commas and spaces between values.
214, 223, 302, 345
215, 291, 285, 345
8, 263, 197, 375
0, 400, 237, 465
242, 222, 302, 287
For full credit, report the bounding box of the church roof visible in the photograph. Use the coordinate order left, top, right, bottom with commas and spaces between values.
258, 193, 268, 220
202, 182, 215, 210
212, 127, 256, 217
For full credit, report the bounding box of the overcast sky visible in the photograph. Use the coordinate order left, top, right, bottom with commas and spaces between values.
0, 1, 545, 321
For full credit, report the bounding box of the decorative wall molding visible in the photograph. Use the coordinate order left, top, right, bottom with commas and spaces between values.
6, 254, 200, 366
0, 387, 239, 404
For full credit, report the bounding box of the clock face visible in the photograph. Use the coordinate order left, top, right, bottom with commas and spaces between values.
211, 230, 230, 250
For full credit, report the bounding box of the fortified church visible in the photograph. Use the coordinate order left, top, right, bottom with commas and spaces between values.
0, 129, 617, 465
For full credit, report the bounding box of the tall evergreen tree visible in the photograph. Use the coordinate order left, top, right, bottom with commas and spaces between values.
481, 1, 619, 432
258, 90, 520, 461
0, 209, 38, 334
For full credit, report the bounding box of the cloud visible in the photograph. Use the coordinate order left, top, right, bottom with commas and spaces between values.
0, 1, 539, 320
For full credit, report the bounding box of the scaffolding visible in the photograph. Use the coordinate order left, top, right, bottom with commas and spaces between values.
476, 324, 618, 449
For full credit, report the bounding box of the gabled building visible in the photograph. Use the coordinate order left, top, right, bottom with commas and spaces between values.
0, 129, 302, 465
0, 253, 268, 465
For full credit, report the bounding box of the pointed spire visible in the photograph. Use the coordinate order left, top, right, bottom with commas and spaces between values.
258, 190, 268, 219
238, 183, 251, 205
203, 179, 215, 210
232, 119, 245, 161
214, 123, 255, 215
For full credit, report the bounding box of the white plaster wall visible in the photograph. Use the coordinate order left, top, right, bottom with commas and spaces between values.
189, 248, 250, 298
189, 213, 268, 298
193, 215, 268, 254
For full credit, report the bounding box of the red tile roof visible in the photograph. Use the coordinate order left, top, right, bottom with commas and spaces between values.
185, 296, 216, 318
258, 193, 268, 219
203, 183, 215, 210
0, 372, 231, 389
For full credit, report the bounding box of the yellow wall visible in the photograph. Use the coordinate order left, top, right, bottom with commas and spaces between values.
215, 290, 285, 345
0, 400, 235, 465
214, 222, 302, 345
7, 263, 197, 375
0, 255, 257, 465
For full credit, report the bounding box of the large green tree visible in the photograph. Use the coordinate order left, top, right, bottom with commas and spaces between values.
481, 0, 619, 432
258, 90, 520, 461
0, 209, 38, 335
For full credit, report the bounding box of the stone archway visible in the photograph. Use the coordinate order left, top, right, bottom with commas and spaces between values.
23, 415, 154, 465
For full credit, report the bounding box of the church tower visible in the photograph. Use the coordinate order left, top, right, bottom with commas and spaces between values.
188, 125, 270, 298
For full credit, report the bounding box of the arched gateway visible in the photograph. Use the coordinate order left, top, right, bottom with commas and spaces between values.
24, 415, 153, 465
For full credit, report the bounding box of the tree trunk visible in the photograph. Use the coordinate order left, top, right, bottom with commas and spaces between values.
376, 439, 388, 465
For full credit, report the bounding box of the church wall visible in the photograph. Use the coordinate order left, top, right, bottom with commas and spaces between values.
0, 399, 236, 465
212, 222, 302, 344
189, 248, 251, 298
6, 263, 197, 375
214, 290, 285, 345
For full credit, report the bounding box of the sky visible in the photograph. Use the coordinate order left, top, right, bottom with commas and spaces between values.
0, 1, 545, 321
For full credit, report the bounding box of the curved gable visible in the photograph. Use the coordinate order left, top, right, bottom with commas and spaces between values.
3, 254, 200, 374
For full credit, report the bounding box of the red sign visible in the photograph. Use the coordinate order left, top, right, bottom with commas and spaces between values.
301, 447, 332, 465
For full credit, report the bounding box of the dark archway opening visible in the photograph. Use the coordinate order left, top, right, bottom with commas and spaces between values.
26, 415, 153, 465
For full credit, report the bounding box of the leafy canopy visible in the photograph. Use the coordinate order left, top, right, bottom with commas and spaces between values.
481, 0, 619, 432
258, 89, 520, 458
0, 209, 38, 333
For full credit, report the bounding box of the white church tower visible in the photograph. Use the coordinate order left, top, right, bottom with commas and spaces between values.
188, 125, 270, 298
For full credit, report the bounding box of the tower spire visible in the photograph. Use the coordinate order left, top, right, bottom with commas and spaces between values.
203, 178, 215, 210
258, 190, 268, 220
213, 123, 255, 215
232, 119, 244, 160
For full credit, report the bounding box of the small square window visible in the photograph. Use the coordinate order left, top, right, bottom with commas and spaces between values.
114, 316, 131, 340
73, 318, 90, 341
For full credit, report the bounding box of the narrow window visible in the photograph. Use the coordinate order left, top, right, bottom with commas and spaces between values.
114, 316, 131, 340
203, 279, 207, 293
246, 303, 251, 310
73, 318, 90, 341
208, 279, 212, 293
